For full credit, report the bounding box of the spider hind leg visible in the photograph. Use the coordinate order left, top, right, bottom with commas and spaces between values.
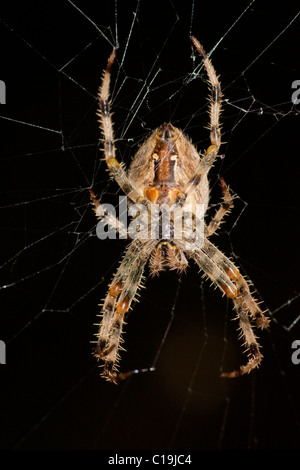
221, 307, 263, 378
94, 241, 152, 383
189, 247, 269, 378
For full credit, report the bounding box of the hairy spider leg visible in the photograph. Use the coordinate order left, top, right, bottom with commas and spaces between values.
97, 49, 146, 205
187, 245, 269, 377
201, 239, 269, 328
182, 37, 223, 201
206, 177, 234, 236
94, 240, 154, 382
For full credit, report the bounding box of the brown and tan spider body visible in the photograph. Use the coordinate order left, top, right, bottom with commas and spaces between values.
90, 37, 270, 383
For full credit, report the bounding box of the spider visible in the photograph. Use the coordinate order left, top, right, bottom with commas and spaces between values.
89, 36, 270, 383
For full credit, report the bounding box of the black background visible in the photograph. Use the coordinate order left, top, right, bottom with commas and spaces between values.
0, 0, 300, 456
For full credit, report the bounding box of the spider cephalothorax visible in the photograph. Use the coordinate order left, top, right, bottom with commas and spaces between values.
89, 37, 270, 383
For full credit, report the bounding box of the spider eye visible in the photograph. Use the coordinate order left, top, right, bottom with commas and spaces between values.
156, 123, 178, 141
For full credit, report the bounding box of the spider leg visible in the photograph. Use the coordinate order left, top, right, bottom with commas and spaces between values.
206, 177, 234, 237
94, 239, 153, 383
180, 37, 222, 202
97, 49, 145, 205
201, 239, 270, 329
187, 246, 269, 377
221, 269, 270, 377
188, 248, 238, 300
221, 302, 263, 378
191, 36, 222, 154
89, 188, 128, 239
191, 36, 222, 178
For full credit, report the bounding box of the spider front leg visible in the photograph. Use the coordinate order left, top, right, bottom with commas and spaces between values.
95, 240, 153, 383
191, 36, 222, 165
180, 37, 223, 201
97, 49, 146, 205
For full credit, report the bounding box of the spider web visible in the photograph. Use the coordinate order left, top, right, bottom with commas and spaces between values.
1, 0, 300, 454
